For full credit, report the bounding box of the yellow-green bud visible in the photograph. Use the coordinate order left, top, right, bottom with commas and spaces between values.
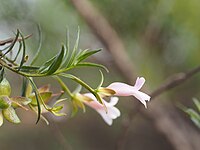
0, 78, 11, 96
0, 96, 11, 109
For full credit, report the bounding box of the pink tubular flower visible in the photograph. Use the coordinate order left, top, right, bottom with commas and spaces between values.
83, 93, 120, 126
107, 77, 151, 108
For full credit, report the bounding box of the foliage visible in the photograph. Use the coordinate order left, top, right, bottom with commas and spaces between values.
184, 98, 200, 128
0, 28, 108, 126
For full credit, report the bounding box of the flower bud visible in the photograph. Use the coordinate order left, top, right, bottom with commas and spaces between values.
0, 78, 11, 96
0, 95, 11, 109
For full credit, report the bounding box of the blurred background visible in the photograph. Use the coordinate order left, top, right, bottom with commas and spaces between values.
0, 0, 200, 150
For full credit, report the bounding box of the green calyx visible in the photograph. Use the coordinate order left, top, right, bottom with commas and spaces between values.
0, 78, 11, 96
0, 96, 11, 109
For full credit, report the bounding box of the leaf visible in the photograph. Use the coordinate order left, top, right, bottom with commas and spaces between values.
38, 56, 57, 73
17, 31, 26, 71
75, 49, 101, 64
0, 111, 3, 127
185, 108, 200, 128
193, 98, 200, 112
66, 27, 80, 67
0, 30, 20, 59
2, 107, 21, 124
97, 70, 104, 89
76, 62, 109, 72
15, 66, 40, 73
45, 45, 65, 75
28, 78, 41, 124
30, 24, 43, 65
38, 85, 50, 93
0, 68, 4, 83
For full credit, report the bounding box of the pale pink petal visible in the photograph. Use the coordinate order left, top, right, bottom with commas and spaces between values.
97, 110, 113, 126
107, 107, 120, 119
131, 91, 151, 108
105, 97, 119, 106
134, 77, 145, 90
107, 82, 133, 96
83, 93, 120, 125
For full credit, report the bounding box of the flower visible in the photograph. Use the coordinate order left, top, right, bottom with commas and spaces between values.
107, 77, 151, 108
83, 93, 120, 126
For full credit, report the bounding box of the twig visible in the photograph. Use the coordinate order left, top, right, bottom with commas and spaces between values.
0, 34, 32, 46
151, 65, 200, 98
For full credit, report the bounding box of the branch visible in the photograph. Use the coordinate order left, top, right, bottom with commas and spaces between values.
151, 65, 200, 98
116, 65, 200, 150
0, 34, 32, 46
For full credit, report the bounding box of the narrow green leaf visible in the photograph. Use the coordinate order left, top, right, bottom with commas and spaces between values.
15, 66, 40, 73
45, 45, 65, 75
12, 41, 22, 63
38, 56, 57, 73
0, 68, 4, 83
193, 98, 200, 112
97, 70, 104, 89
0, 30, 20, 59
66, 27, 80, 67
0, 111, 3, 126
186, 108, 200, 128
75, 49, 101, 64
30, 24, 42, 65
29, 78, 41, 124
2, 107, 21, 124
17, 31, 26, 71
76, 62, 109, 72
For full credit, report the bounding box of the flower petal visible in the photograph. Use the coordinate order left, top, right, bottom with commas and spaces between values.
132, 91, 151, 108
97, 110, 113, 126
134, 77, 145, 90
107, 82, 133, 96
106, 97, 119, 106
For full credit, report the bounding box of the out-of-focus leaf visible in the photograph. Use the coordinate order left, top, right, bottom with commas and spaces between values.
2, 107, 21, 124
193, 98, 200, 112
66, 28, 80, 67
185, 108, 200, 128
38, 85, 50, 93
0, 112, 3, 127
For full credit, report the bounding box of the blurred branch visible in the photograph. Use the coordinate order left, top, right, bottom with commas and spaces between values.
116, 65, 200, 150
151, 65, 200, 98
70, 0, 200, 150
